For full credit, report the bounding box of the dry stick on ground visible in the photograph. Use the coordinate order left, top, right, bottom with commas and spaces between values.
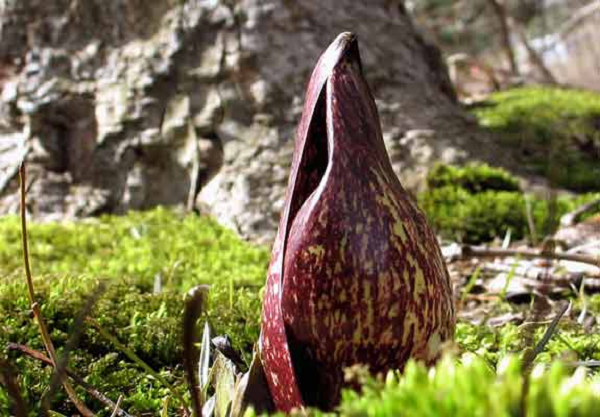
19, 162, 95, 417
461, 245, 600, 268
482, 263, 600, 289
6, 343, 134, 417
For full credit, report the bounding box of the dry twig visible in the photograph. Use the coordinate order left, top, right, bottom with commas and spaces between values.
19, 162, 95, 417
461, 245, 599, 268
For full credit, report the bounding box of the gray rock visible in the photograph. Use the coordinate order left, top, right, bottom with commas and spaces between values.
0, 0, 513, 242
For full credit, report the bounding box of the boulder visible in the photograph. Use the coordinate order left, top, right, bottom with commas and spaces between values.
0, 0, 507, 242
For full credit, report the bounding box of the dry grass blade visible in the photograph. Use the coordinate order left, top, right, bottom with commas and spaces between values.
42, 283, 107, 414
19, 162, 95, 417
6, 343, 133, 417
109, 396, 124, 417
520, 302, 570, 416
182, 285, 210, 417
530, 301, 570, 362
0, 357, 28, 417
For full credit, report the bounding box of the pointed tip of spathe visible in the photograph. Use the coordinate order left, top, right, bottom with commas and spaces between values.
327, 32, 359, 60
316, 32, 362, 78
333, 32, 357, 47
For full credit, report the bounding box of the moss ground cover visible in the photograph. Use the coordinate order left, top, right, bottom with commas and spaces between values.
471, 87, 600, 192
0, 201, 599, 414
419, 162, 600, 243
0, 208, 267, 415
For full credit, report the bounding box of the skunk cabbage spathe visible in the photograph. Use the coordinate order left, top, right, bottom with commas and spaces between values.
260, 32, 455, 412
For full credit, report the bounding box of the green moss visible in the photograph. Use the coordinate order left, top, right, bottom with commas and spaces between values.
426, 162, 520, 193
335, 355, 600, 417
419, 163, 600, 243
471, 87, 600, 191
2, 208, 600, 415
0, 208, 267, 416
0, 207, 269, 289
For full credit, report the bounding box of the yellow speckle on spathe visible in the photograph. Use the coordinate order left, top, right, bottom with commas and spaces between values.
364, 260, 374, 273
335, 262, 342, 274
393, 221, 408, 245
402, 312, 418, 345
334, 340, 344, 360
356, 223, 364, 233
340, 234, 348, 264
353, 325, 362, 344
307, 245, 325, 261
414, 267, 426, 297
426, 331, 442, 361
388, 304, 399, 319
406, 253, 416, 268
402, 268, 410, 285
339, 289, 347, 302
392, 270, 402, 292
364, 281, 374, 341
381, 326, 394, 344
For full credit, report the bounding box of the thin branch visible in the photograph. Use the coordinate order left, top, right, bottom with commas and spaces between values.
558, 1, 600, 40
6, 343, 133, 417
482, 263, 600, 289
19, 162, 95, 417
19, 162, 35, 305
461, 245, 599, 268
486, 0, 519, 75
508, 15, 558, 84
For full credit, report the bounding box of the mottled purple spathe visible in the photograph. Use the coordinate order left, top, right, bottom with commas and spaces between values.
261, 32, 455, 412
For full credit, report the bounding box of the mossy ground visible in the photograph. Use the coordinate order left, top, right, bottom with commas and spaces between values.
3, 91, 600, 414
471, 87, 600, 192
419, 162, 600, 244
0, 200, 599, 415
0, 208, 267, 415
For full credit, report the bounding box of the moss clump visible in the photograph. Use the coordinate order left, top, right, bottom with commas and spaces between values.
0, 208, 267, 416
471, 87, 600, 191
419, 163, 600, 243
334, 355, 600, 417
0, 207, 269, 288
426, 162, 520, 193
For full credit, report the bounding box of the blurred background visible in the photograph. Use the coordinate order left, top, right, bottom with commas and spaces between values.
411, 0, 600, 94
0, 0, 598, 244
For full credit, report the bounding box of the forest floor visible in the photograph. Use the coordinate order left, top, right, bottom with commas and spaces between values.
0, 86, 599, 416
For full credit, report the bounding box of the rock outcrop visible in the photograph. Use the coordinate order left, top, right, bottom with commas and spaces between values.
0, 0, 506, 242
